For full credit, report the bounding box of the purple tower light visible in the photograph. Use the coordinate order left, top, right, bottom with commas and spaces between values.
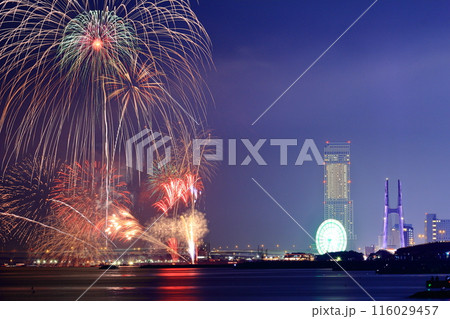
382, 179, 405, 249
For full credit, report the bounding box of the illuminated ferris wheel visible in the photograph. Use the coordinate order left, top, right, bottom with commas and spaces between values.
315, 219, 347, 255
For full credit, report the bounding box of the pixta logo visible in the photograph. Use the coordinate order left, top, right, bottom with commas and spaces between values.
126, 129, 171, 175
126, 132, 324, 176
193, 138, 324, 166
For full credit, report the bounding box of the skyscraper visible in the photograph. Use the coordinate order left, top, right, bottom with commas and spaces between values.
403, 224, 414, 247
323, 141, 355, 245
424, 213, 450, 242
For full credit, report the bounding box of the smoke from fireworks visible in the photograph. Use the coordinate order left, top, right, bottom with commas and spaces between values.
180, 209, 208, 263
147, 209, 208, 263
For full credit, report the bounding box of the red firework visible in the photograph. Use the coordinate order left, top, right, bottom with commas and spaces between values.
167, 237, 179, 261
153, 173, 203, 214
49, 161, 135, 243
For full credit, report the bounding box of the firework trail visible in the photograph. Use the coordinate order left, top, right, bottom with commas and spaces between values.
27, 161, 140, 264
0, 1, 215, 266
148, 131, 218, 214
152, 173, 203, 214
0, 159, 132, 244
106, 208, 143, 242
29, 204, 142, 265
0, 0, 212, 171
50, 161, 132, 237
167, 237, 179, 261
0, 212, 97, 249
0, 157, 60, 242
144, 214, 189, 262
51, 160, 131, 242
0, 217, 12, 242
180, 209, 208, 263
145, 208, 208, 263
140, 232, 189, 263
145, 133, 216, 261
49, 198, 116, 247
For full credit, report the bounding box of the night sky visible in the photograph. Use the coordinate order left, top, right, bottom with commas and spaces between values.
190, 0, 450, 251
2, 0, 450, 253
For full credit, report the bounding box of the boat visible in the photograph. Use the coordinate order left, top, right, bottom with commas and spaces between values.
426, 276, 450, 290
409, 276, 450, 299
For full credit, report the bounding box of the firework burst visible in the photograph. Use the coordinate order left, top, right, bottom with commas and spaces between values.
148, 131, 217, 214
0, 0, 212, 170
27, 161, 139, 264
106, 208, 143, 241
0, 157, 60, 242
29, 204, 143, 266
144, 214, 188, 262
147, 209, 208, 263
151, 172, 203, 214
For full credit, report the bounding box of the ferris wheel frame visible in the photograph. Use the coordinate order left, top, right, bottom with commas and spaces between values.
315, 219, 347, 255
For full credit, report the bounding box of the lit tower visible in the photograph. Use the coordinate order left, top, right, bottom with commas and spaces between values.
382, 179, 405, 249
323, 141, 355, 246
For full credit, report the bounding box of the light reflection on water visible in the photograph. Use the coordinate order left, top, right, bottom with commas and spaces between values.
107, 287, 136, 291
0, 267, 446, 301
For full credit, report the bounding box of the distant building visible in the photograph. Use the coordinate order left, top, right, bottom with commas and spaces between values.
417, 233, 426, 244
395, 242, 450, 262
377, 235, 384, 251
425, 213, 435, 241
425, 213, 450, 242
323, 141, 355, 247
403, 224, 414, 246
365, 245, 375, 256
389, 223, 414, 247
283, 252, 314, 261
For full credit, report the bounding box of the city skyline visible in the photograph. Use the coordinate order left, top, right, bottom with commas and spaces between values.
2, 0, 450, 253
194, 0, 450, 251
